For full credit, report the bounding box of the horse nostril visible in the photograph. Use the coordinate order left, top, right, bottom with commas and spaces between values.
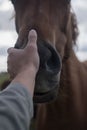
45, 48, 61, 74
38, 41, 61, 75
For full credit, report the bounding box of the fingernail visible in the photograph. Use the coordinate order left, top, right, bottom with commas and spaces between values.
28, 29, 37, 40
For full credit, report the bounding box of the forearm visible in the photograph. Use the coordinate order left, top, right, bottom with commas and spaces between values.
12, 67, 36, 96
0, 83, 33, 130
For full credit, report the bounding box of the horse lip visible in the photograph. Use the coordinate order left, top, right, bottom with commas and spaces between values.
34, 68, 61, 94
34, 70, 61, 103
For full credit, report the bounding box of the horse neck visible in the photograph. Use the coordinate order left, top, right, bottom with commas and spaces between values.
60, 50, 87, 120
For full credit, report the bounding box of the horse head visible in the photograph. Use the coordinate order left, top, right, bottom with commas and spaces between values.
10, 0, 78, 103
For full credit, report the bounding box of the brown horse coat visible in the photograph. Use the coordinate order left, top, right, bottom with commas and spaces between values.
4, 0, 87, 129
36, 52, 87, 130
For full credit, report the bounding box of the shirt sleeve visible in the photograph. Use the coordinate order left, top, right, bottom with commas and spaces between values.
0, 83, 33, 130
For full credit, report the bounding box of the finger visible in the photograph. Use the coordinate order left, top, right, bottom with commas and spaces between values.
7, 47, 21, 55
7, 47, 14, 54
27, 29, 37, 46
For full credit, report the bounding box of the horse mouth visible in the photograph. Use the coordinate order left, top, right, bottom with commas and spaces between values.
15, 38, 62, 103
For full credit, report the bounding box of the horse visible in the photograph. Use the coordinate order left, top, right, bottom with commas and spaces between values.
6, 0, 87, 129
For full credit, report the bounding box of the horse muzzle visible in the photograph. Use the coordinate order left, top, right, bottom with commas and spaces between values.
15, 40, 62, 103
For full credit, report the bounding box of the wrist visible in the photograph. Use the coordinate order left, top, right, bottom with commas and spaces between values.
23, 64, 38, 75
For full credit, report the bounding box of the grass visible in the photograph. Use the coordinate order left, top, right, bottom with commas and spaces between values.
0, 72, 10, 87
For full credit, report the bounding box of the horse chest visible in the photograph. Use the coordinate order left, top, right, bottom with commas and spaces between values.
36, 85, 87, 130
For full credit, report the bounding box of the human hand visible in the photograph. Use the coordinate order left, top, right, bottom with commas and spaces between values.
7, 30, 40, 79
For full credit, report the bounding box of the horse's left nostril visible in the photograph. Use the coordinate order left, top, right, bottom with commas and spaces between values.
45, 45, 61, 75
38, 41, 61, 75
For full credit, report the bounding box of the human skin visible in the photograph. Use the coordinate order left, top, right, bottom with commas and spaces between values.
7, 30, 40, 96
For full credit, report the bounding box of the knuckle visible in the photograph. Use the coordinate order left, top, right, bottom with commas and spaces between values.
29, 44, 37, 51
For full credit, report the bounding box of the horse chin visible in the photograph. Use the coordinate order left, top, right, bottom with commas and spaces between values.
15, 39, 62, 103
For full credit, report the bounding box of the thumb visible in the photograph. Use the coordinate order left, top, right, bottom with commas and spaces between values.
26, 29, 37, 48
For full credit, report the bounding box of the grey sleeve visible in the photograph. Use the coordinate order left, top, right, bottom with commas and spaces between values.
0, 83, 33, 130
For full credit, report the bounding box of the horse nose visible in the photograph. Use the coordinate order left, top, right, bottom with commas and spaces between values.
37, 41, 61, 74
34, 41, 61, 103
